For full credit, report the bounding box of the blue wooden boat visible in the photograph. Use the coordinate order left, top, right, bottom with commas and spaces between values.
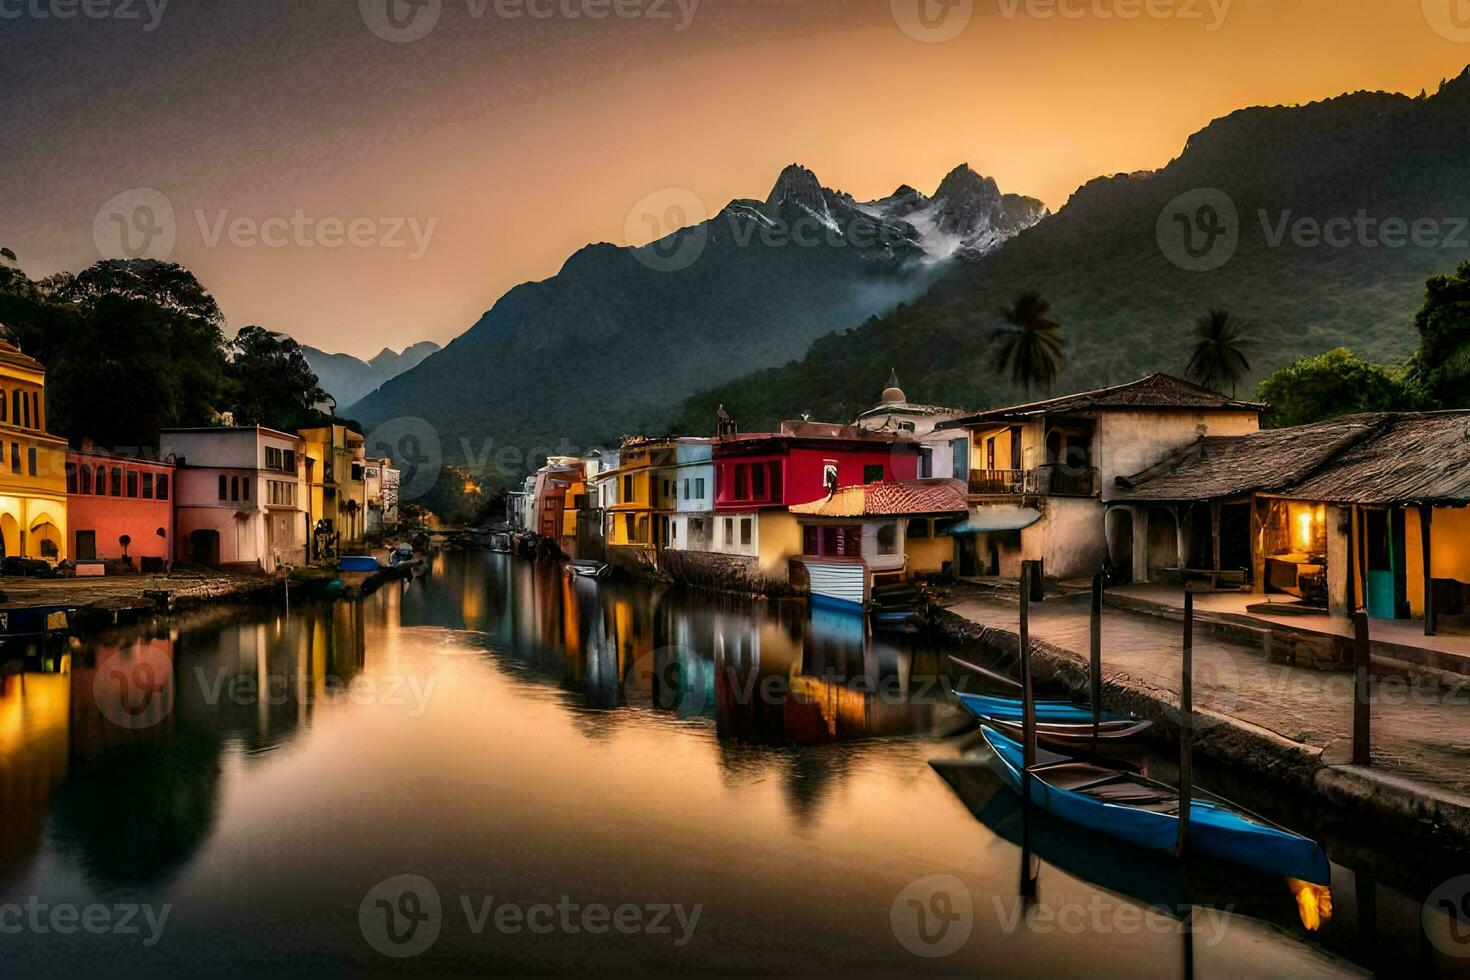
981, 724, 1331, 886
337, 555, 383, 573
957, 690, 1132, 725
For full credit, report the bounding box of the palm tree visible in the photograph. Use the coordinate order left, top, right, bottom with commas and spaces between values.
992, 292, 1064, 393
1185, 309, 1252, 396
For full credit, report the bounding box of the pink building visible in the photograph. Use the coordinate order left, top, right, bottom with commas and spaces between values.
65, 449, 175, 567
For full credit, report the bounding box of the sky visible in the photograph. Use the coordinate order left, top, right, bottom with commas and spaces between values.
3, 0, 1469, 358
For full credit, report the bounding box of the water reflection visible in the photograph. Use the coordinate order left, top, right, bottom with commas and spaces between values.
0, 552, 1456, 976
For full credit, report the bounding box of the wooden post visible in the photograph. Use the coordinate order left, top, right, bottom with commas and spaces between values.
1090, 573, 1103, 747
1356, 506, 1370, 615
1020, 560, 1036, 800
1209, 499, 1222, 577
1353, 609, 1371, 766
1175, 590, 1193, 858
1031, 558, 1045, 603
1421, 505, 1436, 637
1249, 495, 1265, 594
1344, 506, 1356, 613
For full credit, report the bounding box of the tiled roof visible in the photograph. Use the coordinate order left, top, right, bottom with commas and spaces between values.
940, 373, 1263, 428
789, 479, 969, 517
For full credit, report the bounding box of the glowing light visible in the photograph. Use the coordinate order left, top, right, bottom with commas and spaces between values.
1287, 878, 1333, 931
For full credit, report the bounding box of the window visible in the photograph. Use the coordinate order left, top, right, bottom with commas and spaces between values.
266, 447, 282, 470
739, 517, 752, 547
157, 474, 169, 500
219, 474, 228, 500
95, 466, 107, 494
683, 478, 690, 500
804, 524, 862, 557
268, 480, 295, 506
624, 513, 635, 541
230, 476, 239, 501
723, 517, 733, 547
899, 421, 915, 433
953, 438, 970, 476
863, 464, 884, 484
21, 391, 30, 429
877, 522, 898, 555
11, 391, 20, 427
31, 392, 38, 429
79, 465, 91, 495
9, 443, 17, 474
142, 473, 154, 498
0, 388, 7, 422
351, 463, 364, 482
918, 447, 933, 479
695, 477, 705, 500
126, 470, 139, 497
65, 462, 77, 494
111, 467, 122, 496
26, 447, 35, 477
242, 477, 251, 500
623, 475, 633, 501
907, 518, 931, 539
751, 463, 766, 499
734, 466, 747, 499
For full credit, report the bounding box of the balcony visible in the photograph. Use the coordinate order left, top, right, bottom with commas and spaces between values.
968, 464, 1098, 498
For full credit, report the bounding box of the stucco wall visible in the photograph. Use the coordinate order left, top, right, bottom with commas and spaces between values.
1404, 506, 1470, 618
1097, 409, 1259, 493
1026, 496, 1108, 580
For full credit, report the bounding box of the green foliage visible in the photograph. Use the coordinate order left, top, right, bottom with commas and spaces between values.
1185, 310, 1252, 397
1253, 348, 1409, 427
1404, 259, 1470, 409
224, 326, 330, 431
992, 292, 1064, 393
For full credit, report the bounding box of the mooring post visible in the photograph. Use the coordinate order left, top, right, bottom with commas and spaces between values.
1020, 560, 1036, 803
1353, 609, 1371, 766
1175, 589, 1193, 858
1090, 572, 1103, 747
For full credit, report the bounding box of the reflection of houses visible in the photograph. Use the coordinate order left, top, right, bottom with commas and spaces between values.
65, 446, 174, 567
160, 426, 308, 571
935, 374, 1262, 580
1109, 411, 1470, 634
789, 479, 968, 608
0, 340, 68, 559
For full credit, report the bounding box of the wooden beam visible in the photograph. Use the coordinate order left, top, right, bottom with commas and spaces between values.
1421, 505, 1436, 637
1210, 499, 1222, 574
1175, 590, 1194, 857
1090, 573, 1103, 747
1353, 609, 1371, 766
1356, 506, 1370, 614
1249, 494, 1265, 594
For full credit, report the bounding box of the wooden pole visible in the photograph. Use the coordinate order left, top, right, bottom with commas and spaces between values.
1090, 573, 1103, 747
1344, 505, 1356, 613
1353, 609, 1371, 766
1020, 560, 1036, 802
1357, 506, 1370, 615
1421, 505, 1436, 637
1175, 590, 1193, 858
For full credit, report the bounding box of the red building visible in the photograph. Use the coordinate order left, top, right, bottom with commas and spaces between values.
713, 420, 919, 513
65, 448, 176, 568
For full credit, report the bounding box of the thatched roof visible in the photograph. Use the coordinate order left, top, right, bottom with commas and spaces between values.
1110, 412, 1470, 507
938, 373, 1263, 429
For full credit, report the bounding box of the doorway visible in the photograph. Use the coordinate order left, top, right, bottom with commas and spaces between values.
190, 529, 222, 567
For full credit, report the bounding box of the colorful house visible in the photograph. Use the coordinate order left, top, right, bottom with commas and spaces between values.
362, 456, 400, 536
603, 438, 676, 562
298, 424, 367, 553
788, 479, 968, 608
65, 447, 175, 568
661, 437, 713, 552
0, 340, 68, 560
935, 373, 1262, 581
853, 371, 972, 480
159, 426, 309, 571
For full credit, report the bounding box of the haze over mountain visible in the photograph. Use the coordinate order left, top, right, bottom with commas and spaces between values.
677, 69, 1470, 434
348, 164, 1044, 481
303, 342, 441, 408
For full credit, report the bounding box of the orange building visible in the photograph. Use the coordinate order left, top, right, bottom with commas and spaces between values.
65, 447, 175, 567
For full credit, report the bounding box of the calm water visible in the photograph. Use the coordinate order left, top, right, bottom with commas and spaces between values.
0, 551, 1464, 976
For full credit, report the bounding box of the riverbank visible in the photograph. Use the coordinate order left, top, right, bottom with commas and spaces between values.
0, 567, 277, 632
934, 583, 1470, 850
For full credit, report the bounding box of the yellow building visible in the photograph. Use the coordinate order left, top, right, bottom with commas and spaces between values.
298, 423, 366, 555
0, 340, 67, 559
603, 438, 675, 549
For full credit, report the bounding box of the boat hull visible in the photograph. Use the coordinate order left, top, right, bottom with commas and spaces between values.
957, 691, 1130, 725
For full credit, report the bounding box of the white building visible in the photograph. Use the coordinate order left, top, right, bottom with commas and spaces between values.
853, 372, 972, 480
159, 426, 309, 571
663, 437, 713, 552
363, 456, 399, 535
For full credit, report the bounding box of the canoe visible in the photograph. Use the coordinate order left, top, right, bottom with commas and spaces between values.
981, 724, 1331, 885
337, 555, 383, 573
956, 690, 1132, 725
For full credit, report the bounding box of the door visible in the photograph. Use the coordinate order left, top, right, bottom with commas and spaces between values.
1364, 510, 1409, 618
75, 530, 96, 561
190, 529, 221, 567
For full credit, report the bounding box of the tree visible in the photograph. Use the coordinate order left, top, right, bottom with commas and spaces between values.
1405, 259, 1470, 409
992, 292, 1064, 393
223, 326, 329, 431
1185, 309, 1252, 396
1254, 348, 1409, 428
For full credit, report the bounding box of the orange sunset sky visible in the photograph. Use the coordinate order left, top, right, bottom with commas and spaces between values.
5, 0, 1469, 357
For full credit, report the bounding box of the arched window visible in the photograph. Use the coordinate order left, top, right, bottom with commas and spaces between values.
65, 462, 77, 494
111, 467, 122, 496
79, 465, 92, 495
94, 466, 106, 494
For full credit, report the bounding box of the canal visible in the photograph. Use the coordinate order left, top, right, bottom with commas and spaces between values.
0, 551, 1463, 975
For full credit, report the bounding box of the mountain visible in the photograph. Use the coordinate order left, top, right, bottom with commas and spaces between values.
303, 341, 441, 408
676, 70, 1470, 433
348, 164, 1045, 483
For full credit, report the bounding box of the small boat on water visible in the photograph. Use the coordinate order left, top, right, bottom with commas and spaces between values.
956, 690, 1135, 726
488, 532, 512, 553
982, 724, 1332, 886
567, 559, 610, 580
337, 555, 383, 573
947, 654, 1153, 746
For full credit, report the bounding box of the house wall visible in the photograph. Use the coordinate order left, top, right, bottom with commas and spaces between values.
905, 521, 952, 575
918, 432, 970, 479
66, 457, 174, 562
1097, 409, 1260, 493
1403, 506, 1470, 618
1025, 496, 1108, 580
755, 510, 801, 584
